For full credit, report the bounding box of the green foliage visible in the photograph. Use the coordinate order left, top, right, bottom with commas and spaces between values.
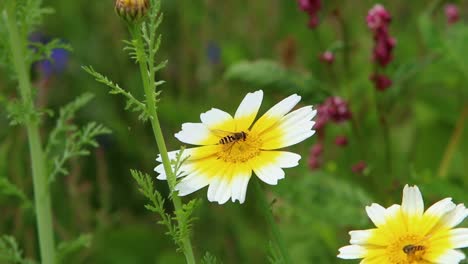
224, 60, 292, 88
130, 170, 178, 245
0, 0, 58, 79
2, 99, 38, 126
82, 66, 149, 121
56, 234, 92, 264
201, 252, 221, 264
267, 241, 283, 264
0, 235, 36, 264
0, 176, 32, 210
130, 169, 200, 253
45, 93, 111, 182
29, 39, 72, 64
223, 60, 327, 101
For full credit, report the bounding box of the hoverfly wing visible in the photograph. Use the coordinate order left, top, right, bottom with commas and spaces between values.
209, 129, 234, 138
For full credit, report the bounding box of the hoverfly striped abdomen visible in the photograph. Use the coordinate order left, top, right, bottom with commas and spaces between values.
219, 131, 247, 145
403, 244, 425, 255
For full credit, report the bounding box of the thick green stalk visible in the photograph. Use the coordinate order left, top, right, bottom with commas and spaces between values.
254, 180, 291, 264
4, 4, 56, 264
132, 27, 196, 264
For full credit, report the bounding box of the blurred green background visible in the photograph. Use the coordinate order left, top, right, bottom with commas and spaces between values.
1, 0, 468, 263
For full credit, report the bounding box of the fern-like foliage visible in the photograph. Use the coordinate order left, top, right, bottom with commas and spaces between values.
131, 169, 200, 253
29, 39, 72, 64
82, 66, 149, 121
45, 93, 111, 182
0, 176, 32, 210
131, 170, 179, 247
201, 252, 222, 264
267, 241, 284, 264
0, 0, 64, 80
0, 235, 36, 264
55, 234, 92, 264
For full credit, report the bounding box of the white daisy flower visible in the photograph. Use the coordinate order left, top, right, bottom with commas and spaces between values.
338, 185, 468, 264
154, 90, 316, 204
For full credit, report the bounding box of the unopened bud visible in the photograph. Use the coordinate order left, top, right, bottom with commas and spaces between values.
115, 0, 150, 23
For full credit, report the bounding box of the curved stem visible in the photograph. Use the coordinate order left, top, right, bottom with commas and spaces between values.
4, 4, 55, 263
438, 105, 468, 178
132, 26, 196, 264
254, 180, 291, 264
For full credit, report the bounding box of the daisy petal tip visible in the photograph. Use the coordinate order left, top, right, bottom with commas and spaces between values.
337, 245, 366, 259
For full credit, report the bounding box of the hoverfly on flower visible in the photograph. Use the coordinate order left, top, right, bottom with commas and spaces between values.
155, 90, 316, 204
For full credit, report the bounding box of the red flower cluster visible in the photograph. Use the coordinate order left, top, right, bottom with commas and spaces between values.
309, 97, 352, 171
367, 4, 395, 67
367, 4, 395, 91
370, 74, 392, 91
298, 0, 322, 29
314, 96, 352, 132
308, 143, 323, 170
445, 4, 459, 25
351, 160, 367, 174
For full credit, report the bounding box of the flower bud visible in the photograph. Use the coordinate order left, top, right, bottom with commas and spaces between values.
335, 135, 348, 147
370, 74, 392, 91
351, 160, 367, 174
310, 143, 323, 157
115, 0, 150, 23
445, 4, 459, 25
319, 51, 335, 64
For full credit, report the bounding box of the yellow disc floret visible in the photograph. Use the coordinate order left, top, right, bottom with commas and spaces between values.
216, 131, 262, 163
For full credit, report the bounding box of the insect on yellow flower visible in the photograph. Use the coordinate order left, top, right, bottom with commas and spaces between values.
338, 185, 468, 264
155, 90, 316, 204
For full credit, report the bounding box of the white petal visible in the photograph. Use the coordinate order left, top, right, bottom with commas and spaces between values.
425, 198, 456, 217
273, 151, 301, 168
214, 176, 232, 205
433, 249, 465, 264
349, 230, 373, 245
366, 203, 387, 227
260, 106, 316, 150
175, 123, 214, 145
155, 149, 192, 162
278, 106, 317, 129
206, 164, 233, 204
401, 185, 424, 217
337, 245, 366, 259
154, 163, 167, 179
252, 94, 301, 134
450, 228, 468, 249
154, 148, 198, 179
442, 204, 468, 228
207, 177, 223, 203
234, 90, 263, 131
253, 163, 285, 185
175, 173, 210, 196
200, 108, 235, 130
230, 165, 252, 204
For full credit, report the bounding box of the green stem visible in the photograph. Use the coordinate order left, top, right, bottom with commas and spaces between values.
438, 105, 468, 178
376, 99, 392, 176
254, 180, 291, 264
4, 4, 55, 264
132, 26, 196, 264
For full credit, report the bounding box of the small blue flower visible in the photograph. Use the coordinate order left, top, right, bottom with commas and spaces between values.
206, 41, 221, 65
30, 32, 69, 79
37, 48, 69, 77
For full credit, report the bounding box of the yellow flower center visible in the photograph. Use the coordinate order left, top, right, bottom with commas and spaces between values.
387, 234, 428, 263
216, 131, 262, 163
